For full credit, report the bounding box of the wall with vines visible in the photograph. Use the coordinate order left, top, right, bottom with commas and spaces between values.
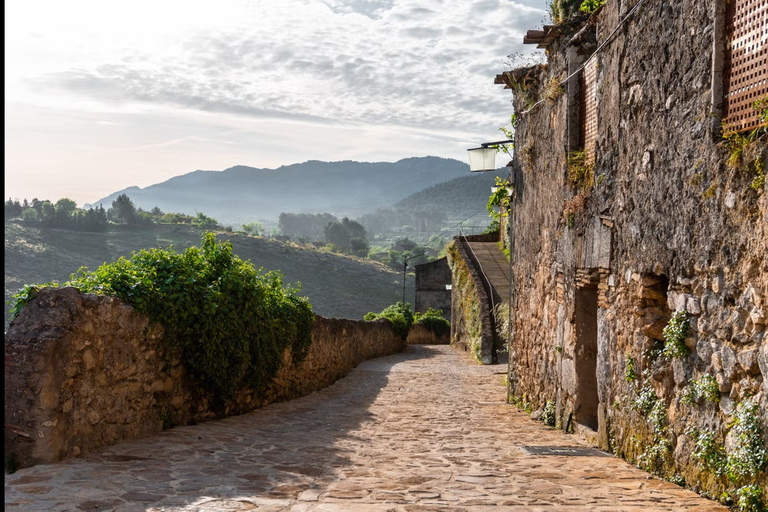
5, 288, 404, 471
445, 239, 495, 364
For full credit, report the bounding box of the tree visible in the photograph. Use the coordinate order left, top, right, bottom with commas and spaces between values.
5, 198, 22, 219
349, 237, 369, 257
54, 198, 78, 226
392, 237, 418, 252
322, 217, 369, 254
242, 222, 263, 236
111, 194, 136, 225
40, 201, 56, 226
192, 212, 219, 230
323, 221, 352, 251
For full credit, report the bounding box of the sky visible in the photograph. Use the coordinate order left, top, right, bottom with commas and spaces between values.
5, 0, 547, 206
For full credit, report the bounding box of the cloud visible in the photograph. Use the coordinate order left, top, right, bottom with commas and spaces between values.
21, 0, 547, 141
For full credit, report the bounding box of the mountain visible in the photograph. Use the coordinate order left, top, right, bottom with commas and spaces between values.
394, 168, 509, 220
85, 157, 472, 227
4, 221, 412, 327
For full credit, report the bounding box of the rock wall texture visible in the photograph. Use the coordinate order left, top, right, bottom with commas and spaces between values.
500, 0, 767, 499
447, 236, 496, 364
4, 287, 404, 469
406, 323, 450, 345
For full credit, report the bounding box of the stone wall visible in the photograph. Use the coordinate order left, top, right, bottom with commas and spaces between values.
446, 238, 496, 364
501, 0, 767, 498
4, 287, 405, 470
406, 323, 450, 345
414, 257, 452, 320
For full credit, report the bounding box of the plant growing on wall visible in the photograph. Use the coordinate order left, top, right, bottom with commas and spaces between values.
686, 427, 728, 476
13, 233, 315, 404
446, 241, 484, 360
722, 95, 767, 194
543, 77, 565, 104
487, 177, 513, 223
562, 194, 586, 228
414, 308, 450, 338
681, 373, 720, 405
727, 399, 768, 481
542, 400, 556, 426
364, 301, 414, 340
662, 310, 690, 358
566, 151, 595, 194
625, 353, 637, 382
579, 0, 604, 13
684, 398, 767, 510
736, 485, 765, 512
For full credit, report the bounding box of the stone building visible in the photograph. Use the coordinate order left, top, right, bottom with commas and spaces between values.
494, 0, 766, 500
414, 257, 452, 320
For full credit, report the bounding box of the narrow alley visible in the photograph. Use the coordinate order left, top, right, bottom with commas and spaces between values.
5, 345, 727, 511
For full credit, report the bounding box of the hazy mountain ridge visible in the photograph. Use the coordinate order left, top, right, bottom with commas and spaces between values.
85, 157, 472, 226
394, 169, 509, 219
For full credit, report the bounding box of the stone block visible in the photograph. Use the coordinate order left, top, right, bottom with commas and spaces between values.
758, 341, 768, 380
750, 307, 766, 326
736, 349, 759, 375
720, 345, 738, 380
686, 296, 701, 315
696, 337, 714, 365
720, 396, 735, 415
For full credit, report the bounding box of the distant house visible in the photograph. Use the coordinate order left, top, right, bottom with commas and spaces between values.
414, 258, 451, 320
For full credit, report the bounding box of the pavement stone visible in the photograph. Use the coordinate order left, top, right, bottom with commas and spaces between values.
5, 345, 727, 511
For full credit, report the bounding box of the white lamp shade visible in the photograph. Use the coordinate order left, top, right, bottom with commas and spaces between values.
467, 146, 497, 172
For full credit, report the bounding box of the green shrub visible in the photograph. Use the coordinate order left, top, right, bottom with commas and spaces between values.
728, 399, 768, 480
364, 301, 414, 340
13, 233, 314, 404
662, 310, 690, 358
681, 373, 720, 405
542, 400, 556, 427
414, 308, 450, 338
686, 427, 728, 476
736, 485, 765, 512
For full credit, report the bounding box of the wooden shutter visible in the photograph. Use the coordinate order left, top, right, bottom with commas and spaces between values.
723, 0, 768, 133
579, 56, 598, 163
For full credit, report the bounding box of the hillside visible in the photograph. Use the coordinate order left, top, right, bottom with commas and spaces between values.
4, 221, 413, 327
394, 168, 509, 220
84, 157, 472, 227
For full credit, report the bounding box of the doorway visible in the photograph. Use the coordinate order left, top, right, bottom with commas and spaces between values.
574, 284, 599, 431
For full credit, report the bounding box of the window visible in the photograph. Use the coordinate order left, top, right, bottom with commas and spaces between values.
579, 56, 598, 163
723, 0, 767, 132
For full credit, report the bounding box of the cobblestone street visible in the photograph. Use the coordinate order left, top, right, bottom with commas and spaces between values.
5, 345, 727, 511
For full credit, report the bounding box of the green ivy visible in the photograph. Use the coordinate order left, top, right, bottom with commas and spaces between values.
13, 233, 314, 404
364, 301, 414, 340
662, 310, 690, 358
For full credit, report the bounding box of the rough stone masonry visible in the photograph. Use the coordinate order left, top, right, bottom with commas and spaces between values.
497, 0, 767, 499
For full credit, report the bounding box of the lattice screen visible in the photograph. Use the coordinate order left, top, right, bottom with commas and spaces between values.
579, 56, 598, 163
723, 0, 768, 133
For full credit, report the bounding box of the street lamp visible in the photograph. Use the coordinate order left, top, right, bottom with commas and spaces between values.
466, 139, 514, 172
